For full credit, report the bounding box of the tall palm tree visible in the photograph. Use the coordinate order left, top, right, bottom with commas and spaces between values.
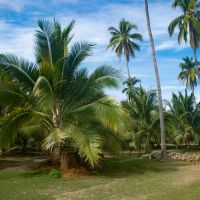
144, 0, 166, 156
0, 19, 128, 168
178, 56, 200, 91
168, 0, 200, 65
122, 77, 141, 98
107, 19, 143, 88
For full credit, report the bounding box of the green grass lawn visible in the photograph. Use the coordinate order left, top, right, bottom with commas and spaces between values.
1, 156, 200, 200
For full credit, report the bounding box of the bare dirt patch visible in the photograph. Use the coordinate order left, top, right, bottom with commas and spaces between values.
172, 164, 200, 187
54, 180, 120, 200
0, 155, 49, 171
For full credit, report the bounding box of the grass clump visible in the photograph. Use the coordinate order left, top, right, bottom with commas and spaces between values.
49, 169, 62, 178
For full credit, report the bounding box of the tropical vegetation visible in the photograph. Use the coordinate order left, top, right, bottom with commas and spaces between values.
122, 77, 141, 98
178, 56, 200, 91
166, 91, 200, 148
168, 0, 200, 65
1, 0, 200, 172
107, 18, 143, 93
0, 19, 128, 167
122, 87, 160, 153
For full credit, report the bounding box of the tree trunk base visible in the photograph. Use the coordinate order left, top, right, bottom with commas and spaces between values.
60, 152, 80, 170
51, 147, 61, 163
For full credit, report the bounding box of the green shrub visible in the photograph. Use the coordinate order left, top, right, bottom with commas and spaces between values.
49, 169, 62, 178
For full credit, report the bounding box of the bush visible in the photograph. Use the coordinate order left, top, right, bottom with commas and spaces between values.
49, 169, 62, 178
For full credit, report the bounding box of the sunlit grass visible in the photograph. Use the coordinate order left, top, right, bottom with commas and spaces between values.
0, 156, 200, 200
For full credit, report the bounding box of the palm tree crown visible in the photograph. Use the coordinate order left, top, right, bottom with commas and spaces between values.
107, 18, 143, 80
0, 19, 128, 167
168, 0, 200, 64
122, 87, 159, 153
167, 91, 200, 147
122, 77, 141, 98
178, 56, 200, 91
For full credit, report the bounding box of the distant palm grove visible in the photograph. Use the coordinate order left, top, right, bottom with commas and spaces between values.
1, 0, 200, 169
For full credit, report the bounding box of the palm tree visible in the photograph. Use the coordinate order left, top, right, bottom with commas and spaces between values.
107, 19, 143, 88
122, 87, 160, 153
167, 91, 200, 148
144, 0, 166, 156
168, 0, 200, 65
122, 77, 141, 98
0, 19, 128, 168
178, 57, 200, 91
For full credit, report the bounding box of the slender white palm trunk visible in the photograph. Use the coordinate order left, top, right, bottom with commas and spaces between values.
194, 48, 198, 66
125, 59, 135, 96
126, 60, 132, 81
144, 0, 166, 156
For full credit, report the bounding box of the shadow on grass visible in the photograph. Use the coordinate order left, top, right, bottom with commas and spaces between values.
0, 154, 48, 171
95, 156, 189, 178
0, 154, 193, 180
0, 170, 46, 180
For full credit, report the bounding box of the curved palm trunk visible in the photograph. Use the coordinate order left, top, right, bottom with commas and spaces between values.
144, 0, 166, 157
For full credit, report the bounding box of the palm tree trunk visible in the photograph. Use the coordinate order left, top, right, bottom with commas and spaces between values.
126, 60, 132, 81
60, 151, 79, 170
21, 138, 28, 154
51, 145, 61, 162
126, 60, 134, 95
194, 48, 198, 66
144, 0, 166, 157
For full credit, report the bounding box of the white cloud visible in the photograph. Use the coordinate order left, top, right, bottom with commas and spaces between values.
0, 1, 183, 60
161, 85, 185, 90
156, 40, 189, 51
0, 20, 34, 61
0, 0, 81, 12
130, 73, 150, 78
58, 1, 181, 44
0, 0, 27, 12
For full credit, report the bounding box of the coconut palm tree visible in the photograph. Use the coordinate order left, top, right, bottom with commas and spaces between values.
167, 91, 200, 148
122, 87, 160, 153
144, 0, 166, 156
122, 77, 141, 98
178, 57, 200, 91
168, 0, 200, 65
107, 19, 143, 88
0, 19, 128, 168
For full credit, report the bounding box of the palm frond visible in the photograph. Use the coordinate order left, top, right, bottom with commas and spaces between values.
0, 54, 38, 90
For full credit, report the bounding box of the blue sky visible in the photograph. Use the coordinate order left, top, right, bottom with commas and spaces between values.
0, 0, 197, 101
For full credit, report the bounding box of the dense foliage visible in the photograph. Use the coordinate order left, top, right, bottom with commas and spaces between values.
0, 19, 128, 167
1, 0, 200, 168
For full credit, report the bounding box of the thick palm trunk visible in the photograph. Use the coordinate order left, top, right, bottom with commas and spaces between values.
60, 151, 79, 170
51, 108, 62, 162
51, 145, 61, 162
144, 0, 166, 157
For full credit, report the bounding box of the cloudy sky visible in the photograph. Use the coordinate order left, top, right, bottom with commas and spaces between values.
0, 0, 197, 101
